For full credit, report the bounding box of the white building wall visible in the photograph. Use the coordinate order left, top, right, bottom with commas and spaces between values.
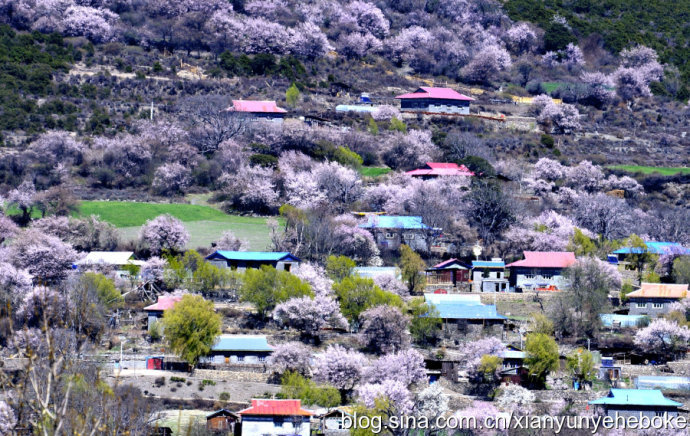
241, 417, 310, 436
514, 274, 567, 290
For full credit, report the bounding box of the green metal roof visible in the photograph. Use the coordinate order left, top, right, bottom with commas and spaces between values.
211, 335, 274, 352
589, 389, 682, 407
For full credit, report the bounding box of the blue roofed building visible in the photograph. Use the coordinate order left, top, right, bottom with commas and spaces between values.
589, 389, 683, 418
201, 335, 274, 366
424, 293, 506, 329
612, 242, 690, 272
471, 259, 509, 292
359, 215, 435, 252
206, 251, 300, 272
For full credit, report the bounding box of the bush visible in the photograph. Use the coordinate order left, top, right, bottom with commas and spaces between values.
170, 376, 186, 383
201, 379, 216, 386
219, 392, 230, 401
540, 134, 555, 148
154, 377, 166, 387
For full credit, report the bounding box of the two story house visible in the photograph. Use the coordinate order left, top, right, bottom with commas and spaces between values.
626, 283, 688, 317
507, 251, 576, 292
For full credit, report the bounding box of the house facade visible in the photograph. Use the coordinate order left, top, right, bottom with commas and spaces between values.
425, 258, 471, 293
626, 283, 688, 317
507, 251, 576, 292
358, 215, 434, 252
238, 399, 312, 436
395, 87, 474, 115
471, 259, 509, 292
206, 251, 300, 272
589, 389, 683, 419
227, 100, 287, 122
424, 293, 506, 329
201, 335, 273, 366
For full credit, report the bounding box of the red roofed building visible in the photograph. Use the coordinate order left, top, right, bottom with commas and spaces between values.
507, 251, 576, 292
407, 162, 475, 178
143, 295, 183, 330
396, 87, 474, 115
239, 399, 312, 436
227, 100, 287, 122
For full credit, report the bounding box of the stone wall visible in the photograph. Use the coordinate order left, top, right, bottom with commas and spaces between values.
194, 368, 270, 383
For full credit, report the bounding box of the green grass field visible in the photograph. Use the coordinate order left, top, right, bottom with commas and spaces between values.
75, 201, 278, 250
541, 82, 567, 93
607, 165, 690, 176
359, 166, 391, 178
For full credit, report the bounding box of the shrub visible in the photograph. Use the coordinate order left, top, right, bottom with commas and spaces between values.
201, 379, 216, 386
170, 376, 186, 383
540, 134, 555, 148
219, 392, 230, 401
154, 377, 165, 387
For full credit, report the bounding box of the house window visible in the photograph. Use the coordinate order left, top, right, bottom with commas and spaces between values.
237, 355, 244, 362
655, 411, 666, 417
652, 303, 664, 309
258, 355, 266, 362
385, 232, 395, 239
635, 303, 647, 308
274, 418, 284, 427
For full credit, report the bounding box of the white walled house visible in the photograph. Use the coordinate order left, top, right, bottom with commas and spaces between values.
238, 399, 312, 436
201, 335, 273, 366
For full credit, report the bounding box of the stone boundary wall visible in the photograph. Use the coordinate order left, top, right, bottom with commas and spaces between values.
194, 369, 270, 383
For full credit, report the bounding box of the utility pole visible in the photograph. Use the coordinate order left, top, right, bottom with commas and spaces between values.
150, 101, 154, 120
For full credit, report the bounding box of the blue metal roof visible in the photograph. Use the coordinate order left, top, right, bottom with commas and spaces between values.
335, 104, 377, 113
211, 335, 274, 352
613, 242, 690, 256
206, 251, 300, 262
635, 376, 690, 391
472, 261, 505, 268
600, 314, 649, 328
433, 303, 507, 320
500, 350, 526, 359
589, 389, 682, 407
359, 216, 430, 230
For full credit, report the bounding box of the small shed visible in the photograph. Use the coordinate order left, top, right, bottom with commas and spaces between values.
227, 100, 287, 122
143, 295, 183, 330
206, 409, 240, 433
395, 87, 474, 115
426, 258, 471, 292
145, 356, 164, 370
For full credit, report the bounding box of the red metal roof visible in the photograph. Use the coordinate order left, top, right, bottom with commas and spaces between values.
430, 258, 469, 270
143, 295, 183, 311
395, 87, 474, 101
407, 162, 474, 177
238, 399, 313, 416
228, 100, 287, 113
506, 252, 576, 268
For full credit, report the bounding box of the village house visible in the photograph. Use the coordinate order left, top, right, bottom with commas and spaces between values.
597, 357, 622, 386
358, 215, 434, 252
626, 283, 688, 317
599, 314, 649, 329
425, 258, 471, 293
352, 266, 401, 280
506, 251, 576, 292
205, 251, 300, 272
471, 259, 509, 292
227, 100, 287, 123
206, 409, 240, 434
74, 251, 144, 279
238, 399, 312, 436
406, 162, 475, 179
201, 335, 273, 366
143, 295, 183, 330
395, 87, 474, 115
612, 241, 690, 272
424, 293, 506, 331
588, 389, 683, 419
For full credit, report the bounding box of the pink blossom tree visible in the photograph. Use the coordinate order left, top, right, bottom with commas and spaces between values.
413, 383, 449, 426
357, 379, 413, 414
294, 262, 333, 297
365, 349, 427, 386
460, 337, 504, 376
61, 5, 118, 42
219, 165, 280, 214
382, 130, 439, 170
16, 286, 69, 328
336, 31, 382, 58
0, 261, 32, 307
455, 401, 505, 435
505, 211, 595, 252
344, 1, 389, 38
8, 229, 78, 283
268, 342, 313, 375
359, 305, 410, 354
213, 230, 249, 251
292, 22, 331, 59
8, 180, 37, 225
138, 214, 189, 255
152, 163, 192, 195
313, 344, 368, 393
634, 319, 690, 357
273, 295, 348, 337
536, 99, 581, 134
29, 131, 85, 166
141, 257, 167, 283
95, 135, 153, 181
372, 105, 401, 121
580, 72, 616, 107
373, 273, 407, 296
495, 383, 535, 414
0, 400, 16, 435
505, 23, 537, 54
462, 44, 512, 84
0, 216, 19, 243
614, 46, 664, 101
565, 161, 605, 192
